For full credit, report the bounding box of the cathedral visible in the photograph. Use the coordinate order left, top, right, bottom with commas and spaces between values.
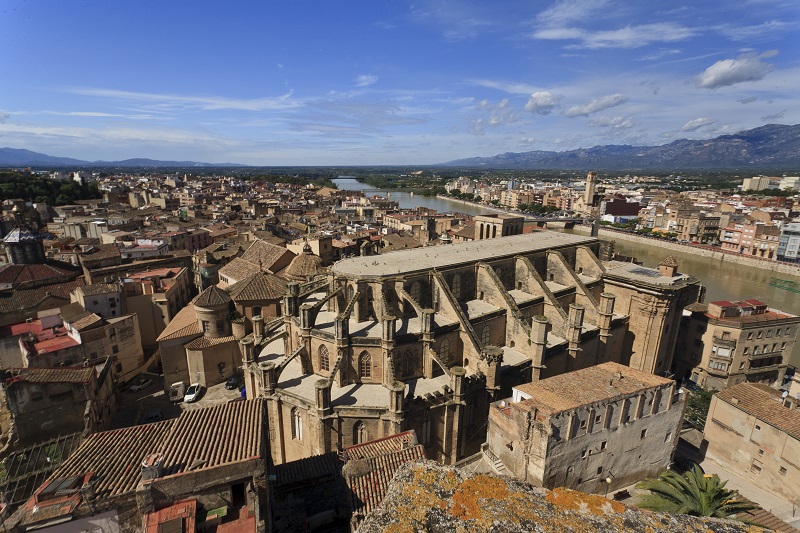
240, 232, 702, 465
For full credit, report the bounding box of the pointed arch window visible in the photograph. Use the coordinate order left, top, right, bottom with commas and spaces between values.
291, 407, 303, 440
398, 349, 414, 377
481, 326, 491, 346
353, 421, 367, 445
439, 338, 450, 360
452, 274, 461, 299
359, 351, 371, 378
319, 345, 330, 372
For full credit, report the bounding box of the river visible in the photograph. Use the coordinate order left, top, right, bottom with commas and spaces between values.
332, 177, 492, 216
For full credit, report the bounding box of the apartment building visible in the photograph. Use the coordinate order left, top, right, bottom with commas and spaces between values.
678, 300, 799, 390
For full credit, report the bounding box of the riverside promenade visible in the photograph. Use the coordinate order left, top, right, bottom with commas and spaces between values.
573, 225, 800, 278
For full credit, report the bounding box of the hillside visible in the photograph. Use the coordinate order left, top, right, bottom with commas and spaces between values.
441, 124, 800, 170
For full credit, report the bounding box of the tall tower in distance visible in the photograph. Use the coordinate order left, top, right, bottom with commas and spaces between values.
584, 171, 597, 207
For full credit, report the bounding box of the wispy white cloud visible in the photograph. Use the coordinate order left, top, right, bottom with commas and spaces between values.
11, 110, 157, 119
356, 74, 378, 87
696, 51, 776, 89
470, 79, 539, 94
61, 87, 300, 111
718, 20, 790, 41
524, 91, 561, 115
410, 1, 492, 41
565, 94, 629, 117
637, 49, 681, 62
533, 22, 695, 49
535, 0, 609, 26
681, 117, 717, 131
589, 115, 634, 129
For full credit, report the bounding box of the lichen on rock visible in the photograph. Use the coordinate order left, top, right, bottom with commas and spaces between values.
356, 461, 770, 533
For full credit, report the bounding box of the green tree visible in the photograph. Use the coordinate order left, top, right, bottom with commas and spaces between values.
637, 465, 758, 519
684, 386, 715, 428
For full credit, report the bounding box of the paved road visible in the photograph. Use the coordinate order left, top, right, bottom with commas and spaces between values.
109, 374, 243, 429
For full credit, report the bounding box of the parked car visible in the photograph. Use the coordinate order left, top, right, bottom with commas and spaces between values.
225, 376, 242, 390
169, 381, 186, 402
184, 383, 203, 403
129, 378, 153, 392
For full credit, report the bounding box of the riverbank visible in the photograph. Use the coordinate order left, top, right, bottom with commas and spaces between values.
573, 225, 800, 278
434, 195, 509, 215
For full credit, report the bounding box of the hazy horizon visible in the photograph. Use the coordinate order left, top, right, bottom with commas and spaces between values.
2, 1, 798, 166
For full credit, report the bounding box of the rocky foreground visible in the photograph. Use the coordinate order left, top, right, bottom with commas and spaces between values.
357, 461, 768, 533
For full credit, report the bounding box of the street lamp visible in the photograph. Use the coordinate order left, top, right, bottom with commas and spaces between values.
604, 475, 613, 498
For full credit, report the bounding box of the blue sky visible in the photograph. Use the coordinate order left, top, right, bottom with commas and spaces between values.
1, 0, 798, 165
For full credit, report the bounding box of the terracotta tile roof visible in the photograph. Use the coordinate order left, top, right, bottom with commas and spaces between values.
218, 257, 261, 282
194, 285, 231, 307
0, 279, 84, 314
156, 304, 201, 342
184, 335, 237, 349
227, 271, 287, 302
5, 367, 94, 385
240, 240, 295, 271
59, 302, 103, 331
76, 283, 119, 296
739, 506, 800, 533
716, 383, 800, 441
0, 263, 79, 287
344, 431, 419, 461
515, 362, 673, 416
343, 434, 426, 524
46, 399, 264, 499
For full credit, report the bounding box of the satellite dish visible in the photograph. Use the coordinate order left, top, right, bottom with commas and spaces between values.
782, 391, 789, 398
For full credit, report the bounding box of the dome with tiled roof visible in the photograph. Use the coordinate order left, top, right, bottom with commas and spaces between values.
194, 285, 231, 308
282, 244, 323, 282
227, 271, 287, 302
3, 227, 42, 244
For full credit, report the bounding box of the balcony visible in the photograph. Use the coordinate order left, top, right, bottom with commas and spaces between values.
712, 336, 736, 349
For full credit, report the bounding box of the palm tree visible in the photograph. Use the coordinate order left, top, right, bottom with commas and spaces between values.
636, 465, 759, 519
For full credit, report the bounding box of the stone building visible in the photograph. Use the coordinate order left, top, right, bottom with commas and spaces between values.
473, 214, 524, 240
239, 232, 701, 466
677, 299, 799, 390
703, 382, 800, 504
1, 358, 117, 448
485, 362, 683, 495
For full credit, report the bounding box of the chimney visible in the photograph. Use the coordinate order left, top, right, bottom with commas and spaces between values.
141, 452, 164, 481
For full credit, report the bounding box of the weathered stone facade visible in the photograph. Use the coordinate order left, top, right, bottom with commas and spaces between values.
486, 362, 684, 495
241, 232, 701, 466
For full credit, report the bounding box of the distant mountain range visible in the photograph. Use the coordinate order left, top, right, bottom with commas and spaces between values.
2, 123, 799, 170
0, 148, 239, 168
441, 124, 800, 170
